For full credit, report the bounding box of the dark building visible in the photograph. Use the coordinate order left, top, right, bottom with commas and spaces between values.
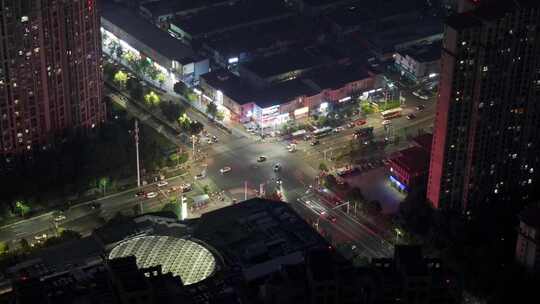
0, 0, 105, 156
515, 205, 540, 272
427, 0, 540, 212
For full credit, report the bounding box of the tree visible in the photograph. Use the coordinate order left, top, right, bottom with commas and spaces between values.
188, 121, 204, 135
15, 200, 31, 217
215, 111, 225, 121
319, 162, 328, 172
173, 81, 189, 95
177, 113, 192, 131
367, 200, 382, 214
113, 70, 128, 88
346, 187, 364, 203
19, 239, 30, 252
98, 177, 110, 196
159, 101, 184, 123
161, 202, 181, 219
157, 73, 166, 87
115, 44, 124, 59
144, 91, 160, 106
323, 174, 338, 189
127, 78, 143, 100
0, 241, 8, 255
206, 102, 218, 119
103, 62, 117, 82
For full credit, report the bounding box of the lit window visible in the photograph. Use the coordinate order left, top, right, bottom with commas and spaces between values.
482, 66, 488, 72
528, 179, 533, 184
21, 16, 28, 22
461, 41, 467, 46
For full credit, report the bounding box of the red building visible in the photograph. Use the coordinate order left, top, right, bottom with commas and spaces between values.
427, 0, 540, 212
0, 0, 105, 155
388, 146, 431, 192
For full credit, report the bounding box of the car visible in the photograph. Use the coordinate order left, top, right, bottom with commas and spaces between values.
303, 134, 312, 141
321, 211, 337, 223
180, 183, 192, 193
212, 136, 218, 143
89, 202, 101, 210
157, 181, 168, 187
288, 145, 296, 152
382, 120, 392, 126
146, 192, 158, 199
406, 114, 416, 120
34, 233, 47, 241
346, 122, 355, 128
53, 215, 66, 222
257, 156, 267, 162
418, 94, 429, 100
356, 120, 367, 126
220, 166, 231, 174
136, 190, 146, 197
195, 173, 206, 180
273, 163, 281, 172
416, 105, 425, 111
333, 127, 344, 133
310, 140, 320, 146
207, 139, 213, 144
276, 178, 282, 185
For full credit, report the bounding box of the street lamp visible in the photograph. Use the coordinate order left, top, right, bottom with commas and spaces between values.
394, 228, 403, 244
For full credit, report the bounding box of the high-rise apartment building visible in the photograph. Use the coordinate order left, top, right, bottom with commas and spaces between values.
0, 0, 105, 155
427, 0, 540, 212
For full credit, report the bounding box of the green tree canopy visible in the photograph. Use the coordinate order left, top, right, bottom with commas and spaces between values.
206, 102, 218, 119
144, 91, 160, 106
319, 162, 328, 172
113, 70, 128, 87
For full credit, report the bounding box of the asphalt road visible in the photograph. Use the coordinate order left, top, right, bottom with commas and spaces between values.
0, 89, 436, 257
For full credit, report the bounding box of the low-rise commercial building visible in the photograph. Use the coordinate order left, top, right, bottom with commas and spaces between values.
167, 0, 293, 42
394, 41, 442, 82
200, 59, 376, 128
387, 134, 433, 192
139, 0, 231, 28
100, 1, 209, 85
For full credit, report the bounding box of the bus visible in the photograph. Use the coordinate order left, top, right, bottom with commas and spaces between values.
380, 107, 402, 119
313, 126, 332, 138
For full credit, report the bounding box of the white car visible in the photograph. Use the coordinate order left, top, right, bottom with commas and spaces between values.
53, 215, 66, 222
34, 233, 47, 241
146, 192, 158, 199
195, 173, 206, 180
382, 120, 392, 126
220, 166, 231, 174
157, 181, 168, 187
180, 183, 192, 193
273, 163, 281, 172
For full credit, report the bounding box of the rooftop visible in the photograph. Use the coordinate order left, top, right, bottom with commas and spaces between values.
398, 41, 442, 63
242, 48, 323, 79
325, 0, 422, 29
519, 206, 540, 228
201, 70, 254, 105
389, 146, 430, 175
302, 63, 373, 91
170, 0, 292, 37
109, 236, 218, 285
412, 133, 433, 152
140, 0, 229, 17
101, 2, 197, 64
203, 16, 313, 58
193, 198, 327, 273
201, 69, 319, 108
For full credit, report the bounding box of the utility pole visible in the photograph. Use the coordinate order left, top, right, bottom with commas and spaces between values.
192, 135, 196, 160
135, 120, 141, 188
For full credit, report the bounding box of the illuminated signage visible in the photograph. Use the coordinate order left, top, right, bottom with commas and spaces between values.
319, 102, 328, 111
262, 105, 279, 115
389, 175, 406, 191
216, 90, 223, 105
294, 106, 309, 117
228, 57, 239, 64
338, 96, 351, 103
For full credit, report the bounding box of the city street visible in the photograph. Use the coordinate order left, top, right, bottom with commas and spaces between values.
0, 85, 436, 258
